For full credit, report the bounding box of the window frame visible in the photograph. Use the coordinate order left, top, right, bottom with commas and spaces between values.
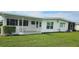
23, 20, 28, 26
60, 23, 65, 28
39, 22, 41, 27
31, 21, 35, 25
47, 22, 54, 29
36, 21, 38, 28
19, 20, 22, 26
7, 18, 18, 26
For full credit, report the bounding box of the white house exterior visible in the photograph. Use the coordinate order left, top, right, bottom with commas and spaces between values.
41, 19, 68, 32
0, 12, 69, 35
75, 22, 79, 31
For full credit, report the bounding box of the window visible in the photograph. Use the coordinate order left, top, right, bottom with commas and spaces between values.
19, 20, 22, 26
23, 20, 28, 26
51, 22, 53, 29
36, 21, 38, 28
47, 22, 50, 29
7, 19, 18, 26
47, 22, 53, 29
39, 22, 41, 27
15, 20, 18, 25
31, 21, 35, 25
60, 23, 65, 27
7, 19, 9, 25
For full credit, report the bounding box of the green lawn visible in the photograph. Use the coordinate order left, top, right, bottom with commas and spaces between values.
0, 32, 79, 47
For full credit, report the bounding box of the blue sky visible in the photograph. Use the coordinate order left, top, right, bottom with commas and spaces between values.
2, 11, 79, 22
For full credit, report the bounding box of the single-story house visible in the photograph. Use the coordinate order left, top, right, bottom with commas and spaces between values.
75, 22, 79, 31
0, 12, 76, 35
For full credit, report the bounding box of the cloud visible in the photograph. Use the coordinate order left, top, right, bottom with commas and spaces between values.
42, 12, 79, 22
23, 11, 44, 17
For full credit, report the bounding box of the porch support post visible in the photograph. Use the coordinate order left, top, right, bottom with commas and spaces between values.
1, 16, 6, 36
22, 18, 24, 33
17, 19, 20, 33
18, 19, 19, 26
1, 26, 5, 36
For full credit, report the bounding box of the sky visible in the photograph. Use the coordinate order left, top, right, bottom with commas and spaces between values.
1, 11, 79, 22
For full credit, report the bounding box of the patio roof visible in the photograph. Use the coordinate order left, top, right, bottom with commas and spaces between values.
0, 12, 73, 22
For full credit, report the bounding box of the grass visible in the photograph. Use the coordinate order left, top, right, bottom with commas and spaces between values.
0, 32, 79, 47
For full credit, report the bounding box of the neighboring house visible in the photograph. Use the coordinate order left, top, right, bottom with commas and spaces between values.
0, 12, 75, 35
75, 22, 79, 31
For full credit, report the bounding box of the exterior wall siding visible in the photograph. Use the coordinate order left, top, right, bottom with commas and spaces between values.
41, 20, 68, 32
75, 24, 79, 31
1, 15, 42, 34
0, 15, 69, 35
15, 20, 42, 34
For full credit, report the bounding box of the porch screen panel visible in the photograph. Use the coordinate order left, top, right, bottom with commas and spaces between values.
7, 19, 9, 25
36, 21, 38, 28
19, 20, 22, 26
39, 22, 41, 27
7, 19, 18, 26
23, 20, 28, 26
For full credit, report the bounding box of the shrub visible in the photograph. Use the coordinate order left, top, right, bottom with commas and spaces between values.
0, 22, 3, 26
3, 26, 16, 35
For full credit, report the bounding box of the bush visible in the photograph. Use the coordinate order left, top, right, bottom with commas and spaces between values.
0, 22, 3, 26
3, 26, 16, 35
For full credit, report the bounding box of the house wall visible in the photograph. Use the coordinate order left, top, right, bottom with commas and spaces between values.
16, 20, 42, 34
75, 23, 79, 31
1, 15, 42, 34
0, 15, 69, 34
41, 19, 68, 32
0, 16, 6, 35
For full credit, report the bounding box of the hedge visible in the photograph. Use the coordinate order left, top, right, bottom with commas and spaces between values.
0, 22, 3, 26
3, 26, 16, 35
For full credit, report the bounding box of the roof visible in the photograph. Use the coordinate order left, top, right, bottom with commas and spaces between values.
44, 17, 72, 22
0, 12, 42, 19
0, 12, 72, 22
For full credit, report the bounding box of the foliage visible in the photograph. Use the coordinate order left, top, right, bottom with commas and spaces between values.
0, 22, 3, 26
3, 26, 16, 35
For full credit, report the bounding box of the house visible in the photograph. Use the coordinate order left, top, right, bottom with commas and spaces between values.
75, 22, 79, 31
0, 12, 75, 35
